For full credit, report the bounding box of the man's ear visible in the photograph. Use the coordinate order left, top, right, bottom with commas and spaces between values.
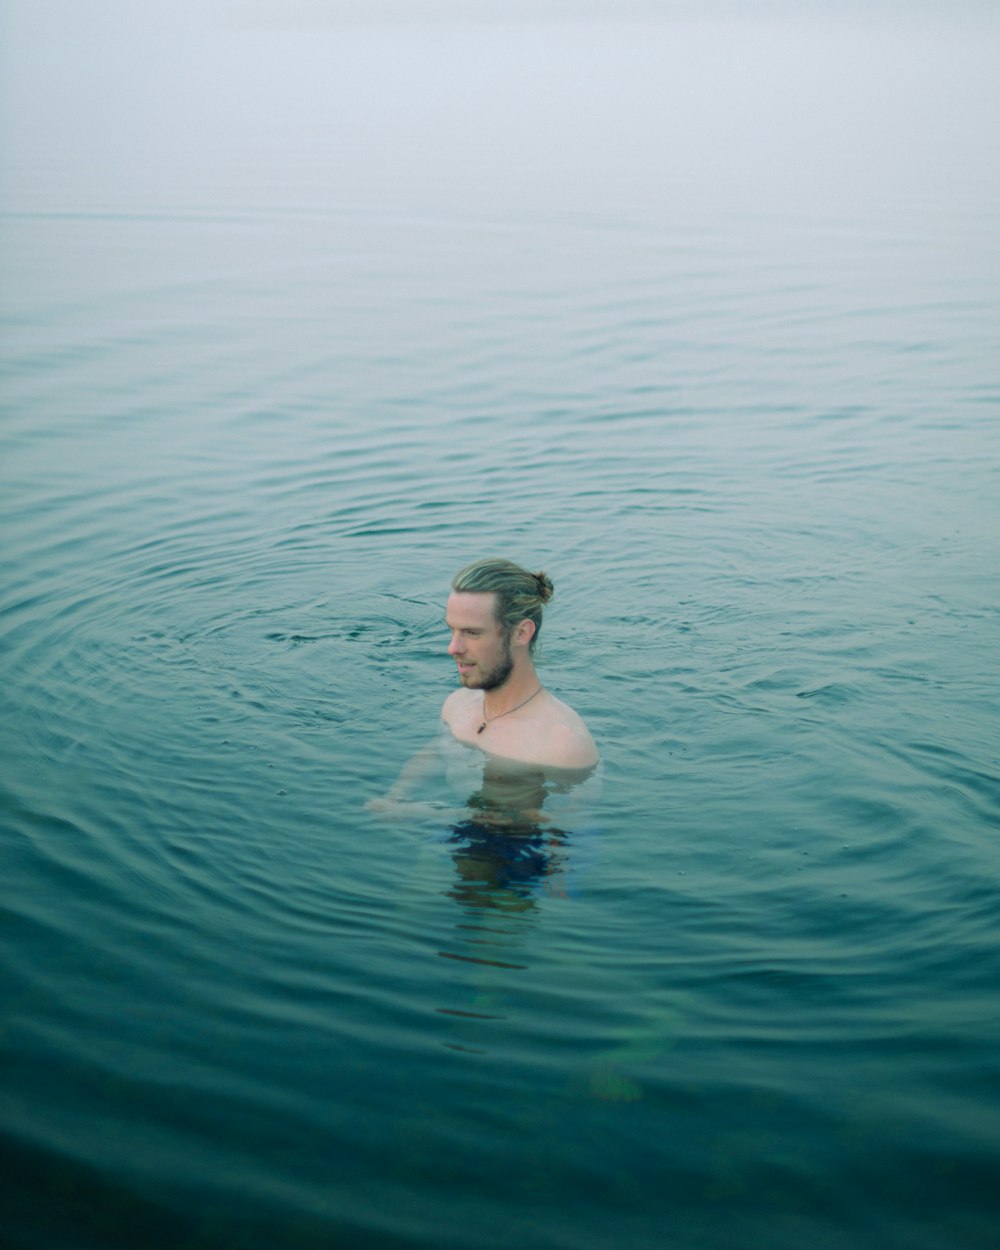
513, 618, 536, 649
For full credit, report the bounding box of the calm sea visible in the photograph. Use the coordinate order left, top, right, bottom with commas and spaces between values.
2, 4, 999, 1248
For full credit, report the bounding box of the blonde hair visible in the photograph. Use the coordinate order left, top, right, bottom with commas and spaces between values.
452, 558, 554, 651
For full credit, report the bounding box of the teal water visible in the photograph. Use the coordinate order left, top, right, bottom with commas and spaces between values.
2, 5, 1000, 1248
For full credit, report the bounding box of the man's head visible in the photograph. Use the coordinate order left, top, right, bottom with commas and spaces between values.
451, 558, 554, 653
446, 559, 554, 692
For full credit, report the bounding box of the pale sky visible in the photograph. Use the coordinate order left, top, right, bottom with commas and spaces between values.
2, 0, 995, 39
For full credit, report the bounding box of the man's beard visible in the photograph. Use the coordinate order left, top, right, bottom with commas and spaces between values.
476, 639, 514, 692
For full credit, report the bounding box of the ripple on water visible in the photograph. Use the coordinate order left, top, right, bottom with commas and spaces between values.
3, 16, 1000, 1244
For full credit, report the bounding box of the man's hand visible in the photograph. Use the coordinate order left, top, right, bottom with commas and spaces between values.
365, 795, 462, 822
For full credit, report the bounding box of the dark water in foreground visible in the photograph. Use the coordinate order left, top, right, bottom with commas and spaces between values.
2, 7, 1000, 1249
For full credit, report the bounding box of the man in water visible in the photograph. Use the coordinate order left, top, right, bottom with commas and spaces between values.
443, 558, 599, 770
367, 558, 599, 817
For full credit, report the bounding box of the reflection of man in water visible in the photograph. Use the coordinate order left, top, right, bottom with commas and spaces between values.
443, 558, 599, 770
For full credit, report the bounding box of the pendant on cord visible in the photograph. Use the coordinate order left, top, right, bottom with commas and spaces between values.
476, 686, 543, 737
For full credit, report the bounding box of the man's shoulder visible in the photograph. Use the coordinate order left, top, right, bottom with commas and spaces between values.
545, 692, 593, 734
442, 687, 478, 722
539, 695, 600, 768
544, 722, 600, 769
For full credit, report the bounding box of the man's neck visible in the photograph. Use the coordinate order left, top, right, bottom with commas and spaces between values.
482, 660, 541, 717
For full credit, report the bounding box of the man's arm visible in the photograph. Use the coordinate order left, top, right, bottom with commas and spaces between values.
365, 711, 474, 822
365, 737, 443, 814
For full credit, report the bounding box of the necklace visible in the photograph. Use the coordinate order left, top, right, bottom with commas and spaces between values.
477, 685, 544, 734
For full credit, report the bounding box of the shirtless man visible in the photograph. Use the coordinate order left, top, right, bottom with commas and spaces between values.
367, 558, 599, 817
442, 557, 599, 770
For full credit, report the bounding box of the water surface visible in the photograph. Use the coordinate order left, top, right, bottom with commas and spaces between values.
2, 5, 999, 1248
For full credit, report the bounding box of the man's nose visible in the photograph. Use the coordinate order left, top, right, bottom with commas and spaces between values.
448, 633, 462, 656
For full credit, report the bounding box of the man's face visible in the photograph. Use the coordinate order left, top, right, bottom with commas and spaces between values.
445, 591, 513, 692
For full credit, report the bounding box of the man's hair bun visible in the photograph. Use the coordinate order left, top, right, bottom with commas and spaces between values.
533, 572, 554, 603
